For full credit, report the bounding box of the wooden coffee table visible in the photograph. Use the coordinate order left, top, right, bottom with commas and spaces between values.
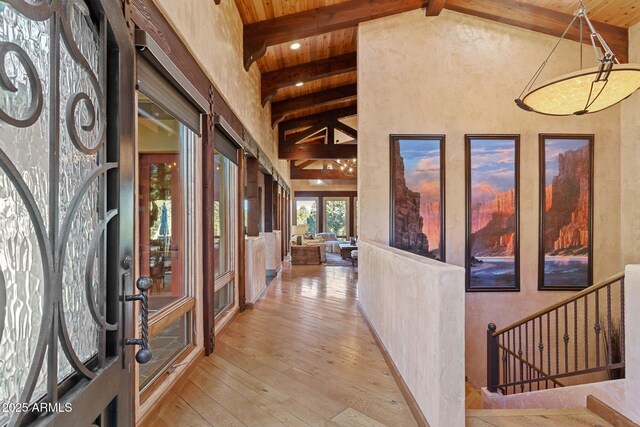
339, 244, 358, 260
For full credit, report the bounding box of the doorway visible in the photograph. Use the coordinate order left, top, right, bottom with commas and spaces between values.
0, 1, 135, 425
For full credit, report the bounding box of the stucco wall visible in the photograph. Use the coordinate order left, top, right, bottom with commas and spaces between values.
152, 0, 289, 184
359, 240, 465, 427
621, 23, 640, 266
291, 180, 358, 192
358, 9, 623, 387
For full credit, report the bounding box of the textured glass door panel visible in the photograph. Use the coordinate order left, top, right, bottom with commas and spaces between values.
58, 2, 103, 381
0, 5, 50, 417
0, 1, 112, 423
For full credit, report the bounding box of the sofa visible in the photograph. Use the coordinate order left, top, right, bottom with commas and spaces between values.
315, 232, 349, 254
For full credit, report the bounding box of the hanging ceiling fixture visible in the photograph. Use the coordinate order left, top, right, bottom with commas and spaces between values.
337, 159, 357, 177
515, 0, 640, 116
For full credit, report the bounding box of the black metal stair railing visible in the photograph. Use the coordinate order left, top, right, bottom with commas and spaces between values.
487, 273, 625, 395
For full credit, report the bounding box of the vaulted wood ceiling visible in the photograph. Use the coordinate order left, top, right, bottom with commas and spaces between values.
231, 0, 640, 173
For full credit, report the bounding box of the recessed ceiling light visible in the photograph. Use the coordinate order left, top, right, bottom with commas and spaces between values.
295, 81, 304, 87
290, 42, 301, 50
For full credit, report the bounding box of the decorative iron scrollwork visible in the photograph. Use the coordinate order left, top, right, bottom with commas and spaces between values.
0, 41, 43, 127
0, 0, 120, 424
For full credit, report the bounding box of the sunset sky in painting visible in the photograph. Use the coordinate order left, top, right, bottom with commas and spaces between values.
400, 139, 441, 204
544, 139, 589, 185
470, 139, 516, 203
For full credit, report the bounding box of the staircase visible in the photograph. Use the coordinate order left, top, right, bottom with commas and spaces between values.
486, 273, 625, 395
466, 382, 620, 426
467, 273, 636, 425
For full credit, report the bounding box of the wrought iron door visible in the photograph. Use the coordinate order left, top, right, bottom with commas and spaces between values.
0, 0, 135, 425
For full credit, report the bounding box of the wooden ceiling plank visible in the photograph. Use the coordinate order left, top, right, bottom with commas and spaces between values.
271, 83, 358, 124
445, 0, 629, 63
279, 143, 358, 160
280, 104, 358, 131
261, 52, 357, 105
243, 0, 425, 69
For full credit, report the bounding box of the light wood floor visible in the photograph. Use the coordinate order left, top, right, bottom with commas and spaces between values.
148, 263, 419, 426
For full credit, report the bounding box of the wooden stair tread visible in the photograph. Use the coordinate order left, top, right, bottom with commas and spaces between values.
466, 408, 614, 427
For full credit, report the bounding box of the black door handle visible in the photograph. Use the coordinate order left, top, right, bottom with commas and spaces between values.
125, 276, 153, 364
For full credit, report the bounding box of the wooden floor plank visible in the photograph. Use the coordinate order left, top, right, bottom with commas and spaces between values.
332, 407, 388, 427
165, 263, 415, 427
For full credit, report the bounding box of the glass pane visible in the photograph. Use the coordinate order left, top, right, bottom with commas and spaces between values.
213, 151, 235, 277
0, 6, 50, 413
296, 199, 318, 235
59, 1, 104, 382
139, 312, 191, 390
355, 197, 359, 238
214, 281, 234, 317
138, 94, 189, 314
325, 199, 347, 239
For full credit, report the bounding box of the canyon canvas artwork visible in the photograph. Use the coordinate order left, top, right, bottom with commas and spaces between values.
540, 136, 593, 290
391, 137, 444, 260
466, 137, 519, 291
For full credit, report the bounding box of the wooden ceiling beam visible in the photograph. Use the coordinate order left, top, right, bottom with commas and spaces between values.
425, 0, 445, 16
261, 52, 357, 106
279, 143, 357, 160
272, 84, 358, 125
243, 0, 425, 70
444, 0, 629, 63
333, 120, 358, 140
284, 122, 329, 145
280, 105, 358, 131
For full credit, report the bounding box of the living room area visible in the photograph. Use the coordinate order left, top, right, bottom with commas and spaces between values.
290, 184, 359, 267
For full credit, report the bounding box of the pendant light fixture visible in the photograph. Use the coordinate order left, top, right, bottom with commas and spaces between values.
515, 0, 640, 116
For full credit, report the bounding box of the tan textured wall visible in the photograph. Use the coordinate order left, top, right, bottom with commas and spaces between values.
358, 10, 622, 387
291, 180, 358, 192
359, 240, 466, 427
152, 0, 289, 184
621, 23, 640, 265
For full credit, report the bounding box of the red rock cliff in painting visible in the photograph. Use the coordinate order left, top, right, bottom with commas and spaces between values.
421, 201, 440, 249
471, 188, 516, 257
393, 143, 430, 255
544, 145, 590, 256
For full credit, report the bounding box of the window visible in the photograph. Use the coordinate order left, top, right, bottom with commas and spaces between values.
138, 94, 191, 313
324, 197, 349, 239
213, 148, 237, 317
355, 197, 359, 238
137, 93, 197, 390
295, 197, 319, 235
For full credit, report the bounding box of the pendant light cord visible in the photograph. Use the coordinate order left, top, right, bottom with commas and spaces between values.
517, 14, 579, 100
